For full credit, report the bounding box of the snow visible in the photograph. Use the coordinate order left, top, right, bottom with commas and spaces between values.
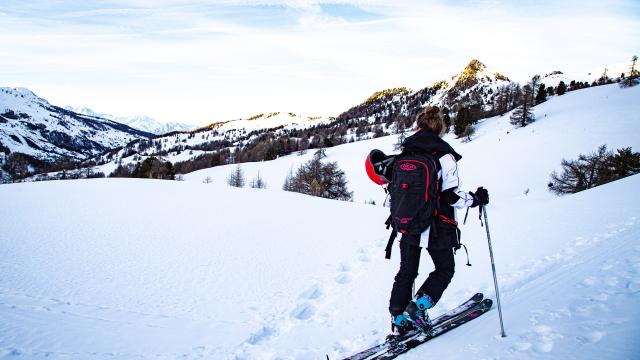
1, 83, 639, 359
64, 106, 193, 135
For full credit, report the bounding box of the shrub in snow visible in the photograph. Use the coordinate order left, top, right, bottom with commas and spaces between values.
227, 165, 245, 188
548, 145, 640, 195
250, 172, 267, 189
462, 124, 475, 142
109, 163, 134, 177
130, 157, 175, 180
86, 172, 105, 179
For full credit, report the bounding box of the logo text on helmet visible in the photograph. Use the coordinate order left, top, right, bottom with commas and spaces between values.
399, 163, 417, 171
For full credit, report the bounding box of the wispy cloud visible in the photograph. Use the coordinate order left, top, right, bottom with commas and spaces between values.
1, 0, 638, 124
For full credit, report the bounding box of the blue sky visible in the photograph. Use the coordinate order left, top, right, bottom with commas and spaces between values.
1, 0, 639, 125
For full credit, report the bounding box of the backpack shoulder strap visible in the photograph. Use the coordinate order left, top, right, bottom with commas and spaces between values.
384, 215, 396, 259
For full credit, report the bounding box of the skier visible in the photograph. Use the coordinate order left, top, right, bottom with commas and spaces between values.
368, 106, 489, 335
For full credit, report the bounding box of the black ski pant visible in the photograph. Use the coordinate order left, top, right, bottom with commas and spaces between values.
389, 239, 455, 316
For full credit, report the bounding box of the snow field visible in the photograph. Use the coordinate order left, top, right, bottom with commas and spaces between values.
1, 83, 639, 359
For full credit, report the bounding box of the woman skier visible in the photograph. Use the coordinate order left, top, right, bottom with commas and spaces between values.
369, 106, 489, 335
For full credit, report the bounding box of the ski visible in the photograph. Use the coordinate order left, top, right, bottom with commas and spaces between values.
371, 298, 493, 359
341, 293, 484, 360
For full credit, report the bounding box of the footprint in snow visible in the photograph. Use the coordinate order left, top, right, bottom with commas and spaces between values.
577, 331, 606, 344
335, 274, 352, 284
246, 325, 277, 345
600, 263, 614, 271
578, 276, 598, 288
299, 285, 323, 300
291, 303, 315, 320
511, 342, 533, 352
338, 263, 350, 272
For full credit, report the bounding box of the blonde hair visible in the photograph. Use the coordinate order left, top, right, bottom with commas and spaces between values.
415, 106, 445, 137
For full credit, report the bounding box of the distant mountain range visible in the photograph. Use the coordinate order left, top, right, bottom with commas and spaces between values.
64, 106, 193, 135
2, 59, 631, 181
0, 88, 152, 166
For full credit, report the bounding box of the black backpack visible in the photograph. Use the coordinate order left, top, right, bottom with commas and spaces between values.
384, 151, 439, 259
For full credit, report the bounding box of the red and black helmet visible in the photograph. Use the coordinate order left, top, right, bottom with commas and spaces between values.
365, 149, 394, 185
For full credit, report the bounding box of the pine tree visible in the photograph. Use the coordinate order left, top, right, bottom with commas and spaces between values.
442, 110, 452, 132
510, 85, 535, 127
250, 171, 267, 189
454, 107, 472, 137
227, 164, 245, 187
393, 120, 407, 151
282, 166, 294, 191
620, 55, 640, 88
286, 158, 352, 201
528, 75, 541, 105
631, 55, 639, 78
557, 81, 567, 95
535, 83, 547, 104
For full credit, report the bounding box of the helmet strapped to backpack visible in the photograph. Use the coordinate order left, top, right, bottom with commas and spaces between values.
366, 149, 395, 185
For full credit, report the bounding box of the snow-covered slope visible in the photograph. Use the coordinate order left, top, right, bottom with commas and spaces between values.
204, 112, 332, 133
184, 83, 640, 205
0, 88, 152, 162
1, 83, 639, 359
1, 177, 638, 359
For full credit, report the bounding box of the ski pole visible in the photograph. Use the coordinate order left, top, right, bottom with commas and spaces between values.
481, 205, 507, 338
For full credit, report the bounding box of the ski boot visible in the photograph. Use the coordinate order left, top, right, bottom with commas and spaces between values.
404, 294, 434, 333
387, 314, 415, 344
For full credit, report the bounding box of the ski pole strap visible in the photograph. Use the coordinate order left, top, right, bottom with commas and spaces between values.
384, 215, 396, 259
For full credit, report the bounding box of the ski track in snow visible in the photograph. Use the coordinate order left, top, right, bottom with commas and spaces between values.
232, 237, 389, 359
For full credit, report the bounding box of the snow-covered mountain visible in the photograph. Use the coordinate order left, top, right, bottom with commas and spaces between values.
335, 59, 513, 125
48, 111, 336, 178
1, 82, 638, 359
427, 59, 512, 111
65, 106, 193, 135
122, 116, 192, 135
0, 88, 152, 165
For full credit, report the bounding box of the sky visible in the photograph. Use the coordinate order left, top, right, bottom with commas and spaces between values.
1, 0, 639, 126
